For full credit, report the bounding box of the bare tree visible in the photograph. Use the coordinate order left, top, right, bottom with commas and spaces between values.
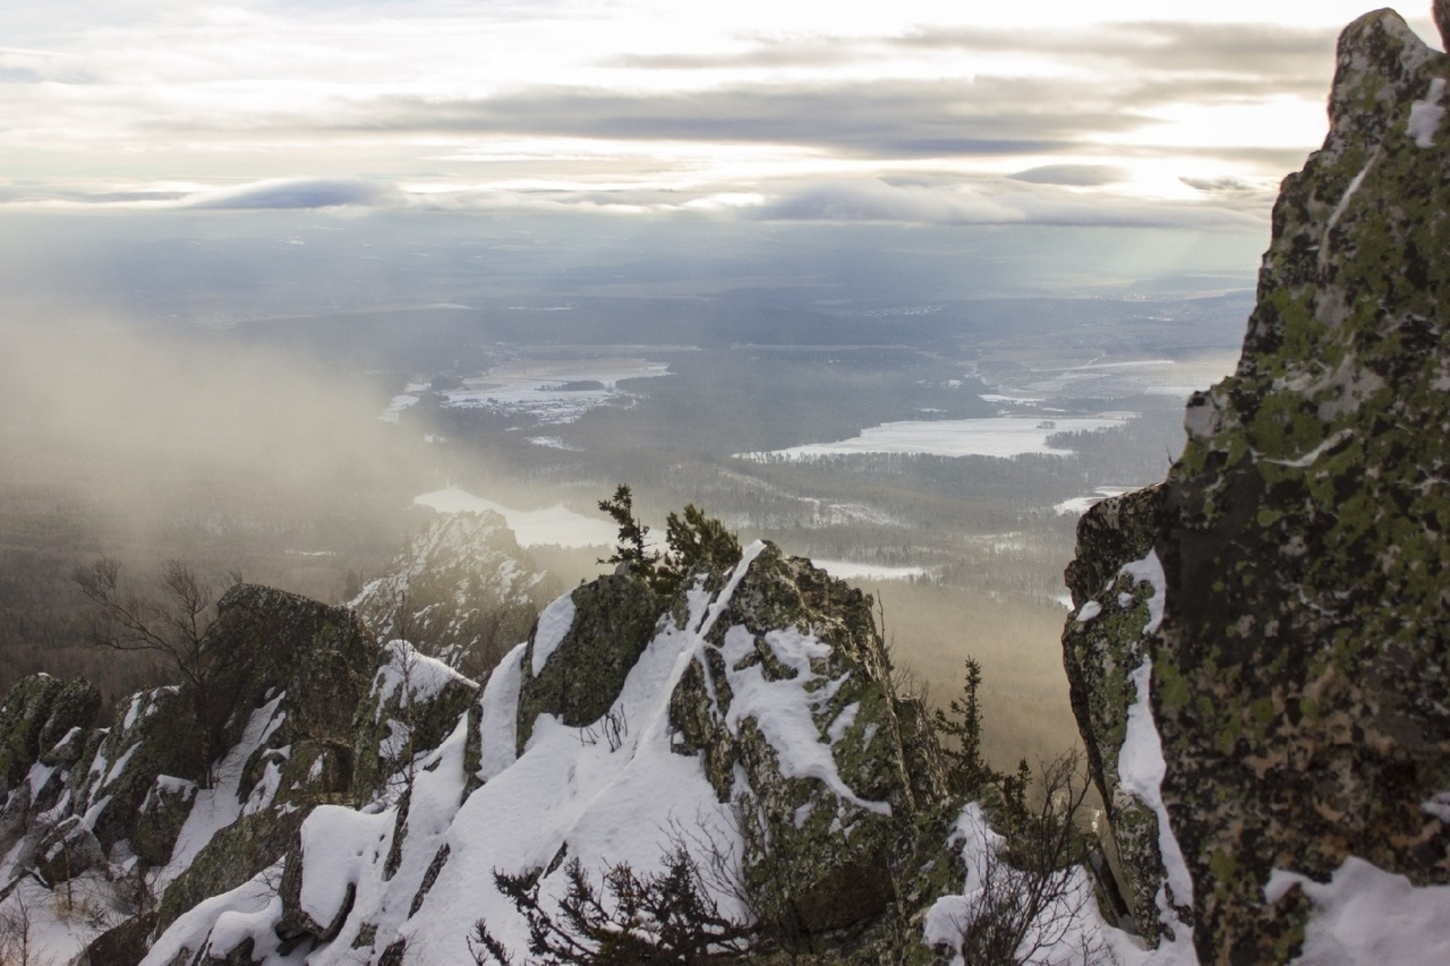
946, 751, 1107, 966
72, 557, 237, 784
0, 888, 54, 966
73, 558, 220, 693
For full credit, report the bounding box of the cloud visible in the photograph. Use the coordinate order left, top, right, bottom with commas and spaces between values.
896, 21, 1338, 86
334, 79, 1144, 158
0, 185, 188, 206
189, 178, 404, 210
750, 178, 1264, 230
1010, 165, 1126, 186
753, 180, 1023, 223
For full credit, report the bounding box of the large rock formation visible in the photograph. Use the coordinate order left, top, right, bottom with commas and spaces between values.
141, 540, 950, 964
1065, 8, 1450, 962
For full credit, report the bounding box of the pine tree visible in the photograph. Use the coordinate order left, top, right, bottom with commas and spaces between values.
935, 657, 998, 797
597, 485, 656, 571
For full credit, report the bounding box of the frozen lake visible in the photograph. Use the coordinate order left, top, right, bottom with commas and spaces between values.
744, 415, 1130, 460
414, 487, 617, 548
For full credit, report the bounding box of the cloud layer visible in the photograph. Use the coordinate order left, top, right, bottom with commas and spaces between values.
0, 1, 1436, 228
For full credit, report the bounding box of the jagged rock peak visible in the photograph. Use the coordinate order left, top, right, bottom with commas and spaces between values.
1065, 7, 1450, 963
351, 508, 553, 678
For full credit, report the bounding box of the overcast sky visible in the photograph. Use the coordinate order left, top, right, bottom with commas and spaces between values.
0, 1, 1438, 230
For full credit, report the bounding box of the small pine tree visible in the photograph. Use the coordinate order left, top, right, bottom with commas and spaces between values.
935, 657, 998, 797
659, 504, 741, 588
597, 488, 742, 597
597, 485, 657, 572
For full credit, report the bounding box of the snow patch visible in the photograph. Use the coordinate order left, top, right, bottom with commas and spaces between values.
720, 625, 889, 816
530, 593, 578, 675
1266, 856, 1450, 964
372, 640, 474, 719
159, 693, 286, 890
1408, 78, 1447, 148
478, 642, 526, 782
1121, 550, 1166, 635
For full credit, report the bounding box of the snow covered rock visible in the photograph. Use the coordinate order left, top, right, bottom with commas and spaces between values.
143, 539, 950, 963
1064, 9, 1450, 962
351, 509, 554, 679
352, 640, 478, 805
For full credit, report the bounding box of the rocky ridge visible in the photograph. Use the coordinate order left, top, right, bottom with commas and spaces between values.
1064, 8, 1450, 963
0, 510, 1002, 964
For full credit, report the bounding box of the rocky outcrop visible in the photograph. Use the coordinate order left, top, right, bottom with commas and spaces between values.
1064, 9, 1450, 962
351, 510, 555, 679
0, 584, 378, 963
144, 539, 953, 964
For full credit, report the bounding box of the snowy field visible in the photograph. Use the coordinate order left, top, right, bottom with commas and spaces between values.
413, 487, 616, 548
816, 560, 928, 581
745, 415, 1130, 460
439, 358, 669, 425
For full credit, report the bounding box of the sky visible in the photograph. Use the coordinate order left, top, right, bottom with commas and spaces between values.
0, 0, 1439, 230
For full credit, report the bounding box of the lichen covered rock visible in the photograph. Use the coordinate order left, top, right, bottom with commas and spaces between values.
515, 573, 663, 753
669, 542, 946, 936
1064, 10, 1450, 962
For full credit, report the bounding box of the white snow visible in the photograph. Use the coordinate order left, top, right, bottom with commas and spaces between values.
298, 806, 392, 926
719, 625, 889, 816
439, 358, 669, 425
413, 486, 618, 547
1121, 550, 1167, 636
1119, 661, 1194, 910
1076, 600, 1103, 622
477, 642, 526, 782
383, 551, 766, 963
142, 866, 292, 966
1259, 429, 1353, 469
743, 415, 1130, 461
1267, 856, 1450, 964
827, 702, 860, 744
1054, 486, 1139, 517
1328, 154, 1375, 230
1421, 791, 1450, 823
372, 640, 475, 718
925, 803, 1143, 966
530, 593, 578, 675
1408, 78, 1447, 148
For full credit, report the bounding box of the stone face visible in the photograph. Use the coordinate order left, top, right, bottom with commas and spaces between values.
1064, 10, 1450, 963
0, 674, 63, 791
515, 573, 663, 754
